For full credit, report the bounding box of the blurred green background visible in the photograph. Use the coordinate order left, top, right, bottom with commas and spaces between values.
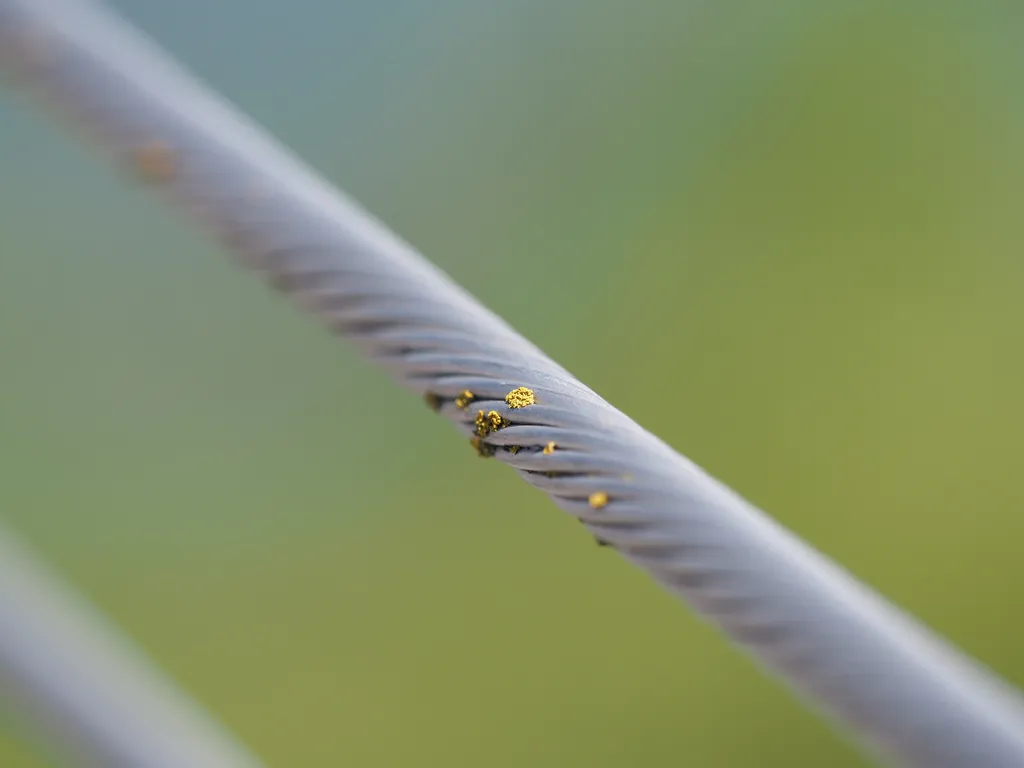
2, 1, 1023, 765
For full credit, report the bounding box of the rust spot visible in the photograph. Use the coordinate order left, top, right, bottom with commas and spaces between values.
134, 140, 177, 182
504, 387, 536, 409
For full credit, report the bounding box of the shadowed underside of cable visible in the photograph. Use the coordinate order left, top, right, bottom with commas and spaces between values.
2, 0, 1024, 765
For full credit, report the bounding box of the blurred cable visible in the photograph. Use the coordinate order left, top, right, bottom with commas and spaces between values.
0, 525, 265, 768
2, 0, 1024, 765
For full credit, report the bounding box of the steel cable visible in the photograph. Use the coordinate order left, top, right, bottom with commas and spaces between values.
2, 0, 1024, 765
0, 525, 266, 768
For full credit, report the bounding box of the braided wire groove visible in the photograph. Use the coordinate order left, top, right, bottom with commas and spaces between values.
3, 0, 1024, 765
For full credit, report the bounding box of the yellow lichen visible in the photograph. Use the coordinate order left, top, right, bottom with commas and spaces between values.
474, 409, 506, 437
470, 436, 496, 458
588, 491, 609, 509
504, 386, 536, 409
507, 445, 521, 455
133, 139, 177, 182
542, 441, 557, 455
473, 410, 487, 435
455, 390, 475, 410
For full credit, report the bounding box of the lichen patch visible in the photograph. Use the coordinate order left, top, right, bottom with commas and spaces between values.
474, 409, 506, 437
504, 387, 535, 409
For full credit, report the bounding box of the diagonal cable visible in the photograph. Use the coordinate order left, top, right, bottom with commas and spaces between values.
0, 524, 266, 768
2, 0, 1024, 765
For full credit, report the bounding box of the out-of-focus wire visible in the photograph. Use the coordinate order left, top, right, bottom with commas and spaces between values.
2, 0, 1024, 765
0, 525, 266, 768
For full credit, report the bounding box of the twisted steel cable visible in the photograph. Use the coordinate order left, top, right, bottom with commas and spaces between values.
2, 0, 1024, 765
0, 525, 265, 768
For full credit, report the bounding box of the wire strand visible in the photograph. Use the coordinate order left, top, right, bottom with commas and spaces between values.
2, 0, 1024, 765
0, 525, 266, 768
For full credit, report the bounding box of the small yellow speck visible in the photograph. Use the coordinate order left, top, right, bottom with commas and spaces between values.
455, 390, 475, 409
505, 386, 536, 409
423, 392, 442, 411
589, 492, 609, 509
542, 441, 557, 455
507, 445, 521, 455
134, 140, 177, 182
